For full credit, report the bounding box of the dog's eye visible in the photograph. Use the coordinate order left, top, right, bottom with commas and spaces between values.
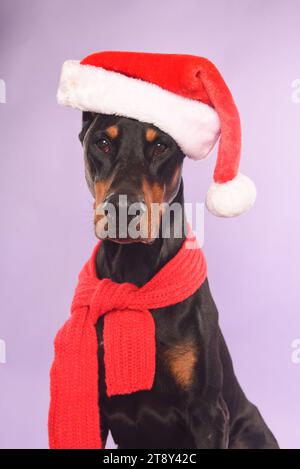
152, 142, 168, 157
97, 138, 111, 154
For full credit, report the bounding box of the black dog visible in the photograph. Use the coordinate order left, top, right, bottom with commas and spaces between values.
78, 111, 279, 449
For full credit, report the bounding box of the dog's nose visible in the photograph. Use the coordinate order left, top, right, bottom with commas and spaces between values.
102, 193, 147, 237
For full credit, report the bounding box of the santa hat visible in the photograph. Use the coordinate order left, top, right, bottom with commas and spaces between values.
57, 51, 256, 217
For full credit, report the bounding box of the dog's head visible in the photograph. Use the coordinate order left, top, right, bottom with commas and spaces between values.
79, 112, 185, 244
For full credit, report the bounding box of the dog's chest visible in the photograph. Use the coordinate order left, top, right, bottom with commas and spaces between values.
97, 328, 198, 391
95, 298, 202, 448
96, 298, 200, 392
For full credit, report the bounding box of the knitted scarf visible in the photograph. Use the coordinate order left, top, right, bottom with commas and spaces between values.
48, 231, 207, 449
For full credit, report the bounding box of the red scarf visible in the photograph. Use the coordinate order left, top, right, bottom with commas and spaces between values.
48, 231, 207, 448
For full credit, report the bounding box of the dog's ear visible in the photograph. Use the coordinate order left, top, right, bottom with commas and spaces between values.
78, 111, 97, 145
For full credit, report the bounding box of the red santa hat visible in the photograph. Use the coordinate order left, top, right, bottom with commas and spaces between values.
57, 51, 256, 217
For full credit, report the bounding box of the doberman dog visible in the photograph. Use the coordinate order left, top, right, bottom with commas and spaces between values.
78, 111, 279, 449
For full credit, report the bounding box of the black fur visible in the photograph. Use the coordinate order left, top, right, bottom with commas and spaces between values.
79, 112, 279, 449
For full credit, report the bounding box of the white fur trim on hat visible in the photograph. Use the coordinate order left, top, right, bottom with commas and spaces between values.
205, 172, 257, 217
57, 60, 221, 160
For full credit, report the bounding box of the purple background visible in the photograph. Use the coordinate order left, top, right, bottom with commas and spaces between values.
1, 0, 299, 449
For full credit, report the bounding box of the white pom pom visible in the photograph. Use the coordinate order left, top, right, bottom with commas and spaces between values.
205, 172, 257, 217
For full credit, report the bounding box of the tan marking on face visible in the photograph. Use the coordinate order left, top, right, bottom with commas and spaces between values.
165, 164, 182, 201
145, 127, 157, 142
151, 182, 164, 204
93, 179, 112, 225
171, 165, 181, 189
142, 178, 164, 205
94, 180, 110, 205
164, 341, 197, 390
105, 125, 119, 139
141, 178, 165, 240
